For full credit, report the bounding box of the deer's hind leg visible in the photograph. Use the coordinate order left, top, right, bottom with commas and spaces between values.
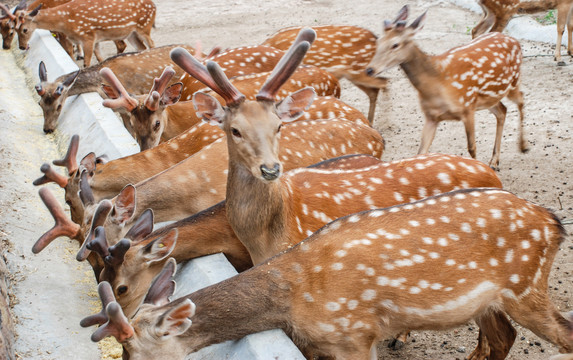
504, 291, 573, 354
506, 86, 528, 154
468, 309, 516, 360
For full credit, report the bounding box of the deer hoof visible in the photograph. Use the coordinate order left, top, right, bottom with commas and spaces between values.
557, 60, 567, 66
388, 338, 405, 350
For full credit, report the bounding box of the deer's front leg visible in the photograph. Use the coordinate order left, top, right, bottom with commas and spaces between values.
462, 109, 477, 160
555, 3, 570, 65
417, 117, 439, 155
81, 37, 95, 67
487, 103, 507, 170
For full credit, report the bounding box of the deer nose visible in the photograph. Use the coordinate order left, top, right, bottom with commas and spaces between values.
260, 163, 280, 181
43, 128, 54, 134
365, 67, 375, 76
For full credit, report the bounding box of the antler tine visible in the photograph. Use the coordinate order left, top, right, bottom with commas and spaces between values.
144, 66, 176, 111
170, 47, 245, 106
0, 3, 16, 20
52, 134, 79, 175
143, 257, 177, 306
86, 226, 110, 261
76, 199, 113, 261
91, 301, 134, 342
33, 163, 68, 187
205, 61, 245, 106
33, 188, 80, 254
80, 281, 116, 328
105, 239, 131, 267
100, 67, 138, 112
256, 41, 312, 101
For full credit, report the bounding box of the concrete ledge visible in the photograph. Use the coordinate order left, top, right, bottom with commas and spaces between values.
19, 28, 304, 359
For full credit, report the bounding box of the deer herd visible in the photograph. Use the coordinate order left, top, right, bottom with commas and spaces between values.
1, 0, 572, 358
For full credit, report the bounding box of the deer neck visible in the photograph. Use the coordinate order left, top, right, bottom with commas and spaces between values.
33, 9, 66, 33
181, 265, 290, 351
399, 45, 443, 98
226, 155, 289, 265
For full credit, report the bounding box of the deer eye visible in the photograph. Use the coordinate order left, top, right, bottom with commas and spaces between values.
57, 105, 62, 111
23, 28, 28, 33
154, 120, 160, 130
391, 43, 399, 50
117, 285, 128, 296
231, 127, 241, 138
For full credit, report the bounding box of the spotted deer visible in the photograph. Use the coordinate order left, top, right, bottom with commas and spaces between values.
85, 188, 572, 360
472, 0, 573, 65
365, 6, 527, 169
11, 0, 127, 56
16, 0, 156, 67
34, 44, 200, 133
263, 25, 391, 125
100, 63, 343, 150
0, 2, 20, 49
88, 152, 502, 319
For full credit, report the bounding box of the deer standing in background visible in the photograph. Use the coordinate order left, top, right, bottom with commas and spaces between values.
34, 44, 200, 133
84, 188, 572, 359
16, 0, 156, 67
0, 2, 20, 49
365, 6, 527, 170
472, 0, 573, 65
262, 25, 389, 125
101, 63, 342, 150
11, 0, 127, 56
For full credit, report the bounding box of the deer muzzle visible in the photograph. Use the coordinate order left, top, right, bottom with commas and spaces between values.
260, 163, 280, 181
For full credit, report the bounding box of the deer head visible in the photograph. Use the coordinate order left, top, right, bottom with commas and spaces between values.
14, 1, 41, 50
0, 2, 20, 49
35, 62, 80, 133
171, 28, 318, 182
365, 5, 427, 77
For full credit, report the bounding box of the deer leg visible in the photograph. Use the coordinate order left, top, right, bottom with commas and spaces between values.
75, 43, 85, 61
417, 117, 439, 155
504, 292, 573, 353
486, 103, 506, 170
127, 32, 148, 51
114, 40, 127, 54
388, 331, 410, 350
468, 309, 516, 360
506, 87, 528, 153
94, 42, 104, 63
56, 33, 75, 58
82, 38, 95, 67
567, 6, 573, 56
555, 4, 569, 65
462, 110, 478, 160
356, 85, 380, 126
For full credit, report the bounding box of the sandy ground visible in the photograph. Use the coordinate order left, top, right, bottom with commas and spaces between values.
0, 0, 572, 359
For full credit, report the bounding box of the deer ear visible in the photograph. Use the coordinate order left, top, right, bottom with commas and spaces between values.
141, 228, 178, 263
275, 87, 316, 123
124, 208, 154, 244
101, 84, 119, 99
409, 11, 427, 33
156, 299, 195, 339
192, 92, 225, 127
28, 4, 41, 17
80, 152, 97, 178
111, 185, 136, 225
160, 83, 183, 106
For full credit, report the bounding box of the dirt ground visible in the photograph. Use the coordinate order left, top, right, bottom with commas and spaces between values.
1, 0, 572, 359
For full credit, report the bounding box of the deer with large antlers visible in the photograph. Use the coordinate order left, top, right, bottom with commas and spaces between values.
100, 62, 343, 150
472, 0, 573, 66
262, 25, 390, 125
85, 188, 572, 359
16, 0, 155, 67
89, 152, 503, 320
34, 44, 204, 133
365, 6, 527, 170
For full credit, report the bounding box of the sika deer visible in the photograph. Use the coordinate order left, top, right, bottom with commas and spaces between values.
85, 188, 572, 360
34, 44, 199, 133
101, 63, 342, 150
365, 6, 527, 169
263, 25, 390, 125
472, 0, 573, 65
11, 0, 127, 56
91, 153, 502, 319
16, 0, 156, 67
0, 2, 20, 49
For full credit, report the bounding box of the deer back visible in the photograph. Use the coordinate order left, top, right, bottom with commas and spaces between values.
86, 188, 568, 359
